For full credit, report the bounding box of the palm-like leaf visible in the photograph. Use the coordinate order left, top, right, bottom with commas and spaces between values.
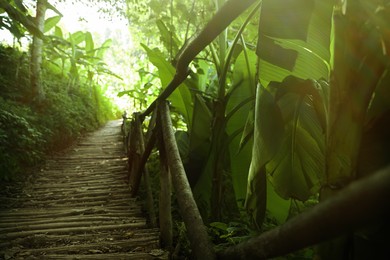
141, 44, 193, 126
246, 0, 333, 227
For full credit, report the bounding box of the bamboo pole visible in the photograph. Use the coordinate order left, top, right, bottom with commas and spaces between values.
217, 166, 390, 259
158, 101, 215, 260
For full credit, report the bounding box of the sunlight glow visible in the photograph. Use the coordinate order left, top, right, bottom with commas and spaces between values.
52, 2, 135, 113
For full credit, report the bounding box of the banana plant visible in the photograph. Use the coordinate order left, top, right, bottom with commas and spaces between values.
139, 2, 262, 222
0, 0, 41, 39
43, 27, 121, 88
246, 0, 390, 240
246, 0, 333, 228
137, 0, 388, 231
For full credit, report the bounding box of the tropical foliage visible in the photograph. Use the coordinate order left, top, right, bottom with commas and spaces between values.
125, 0, 389, 245
0, 1, 119, 179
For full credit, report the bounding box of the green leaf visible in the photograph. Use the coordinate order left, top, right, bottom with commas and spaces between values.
266, 178, 291, 223
117, 90, 134, 98
175, 130, 189, 160
84, 32, 94, 54
226, 50, 257, 117
230, 132, 252, 204
189, 94, 212, 153
257, 0, 315, 70
263, 86, 325, 201
269, 76, 327, 132
0, 1, 43, 38
96, 66, 123, 80
69, 31, 85, 45
245, 86, 285, 229
156, 19, 180, 55
257, 86, 285, 161
96, 39, 112, 60
245, 163, 266, 230
141, 43, 193, 126
193, 60, 212, 93
54, 25, 62, 38
45, 1, 63, 17
238, 111, 254, 152
186, 94, 212, 187
226, 51, 257, 205
210, 222, 228, 231
44, 15, 61, 33
257, 0, 333, 85
267, 123, 323, 201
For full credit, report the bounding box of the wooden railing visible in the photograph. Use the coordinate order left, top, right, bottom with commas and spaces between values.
122, 101, 215, 259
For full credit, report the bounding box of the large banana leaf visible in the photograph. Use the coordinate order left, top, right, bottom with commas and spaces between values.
186, 94, 212, 186
246, 0, 333, 228
257, 0, 333, 86
226, 50, 257, 204
245, 86, 285, 227
141, 44, 193, 126
267, 90, 324, 200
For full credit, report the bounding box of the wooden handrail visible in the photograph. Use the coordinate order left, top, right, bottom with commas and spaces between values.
158, 101, 215, 259
123, 105, 215, 259
124, 113, 156, 226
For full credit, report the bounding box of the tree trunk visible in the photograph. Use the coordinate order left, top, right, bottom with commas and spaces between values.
30, 0, 47, 104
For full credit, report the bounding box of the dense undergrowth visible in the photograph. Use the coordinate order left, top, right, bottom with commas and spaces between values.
0, 44, 119, 180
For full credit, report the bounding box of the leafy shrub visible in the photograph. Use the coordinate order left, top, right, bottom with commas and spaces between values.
0, 44, 118, 180
0, 45, 30, 102
0, 98, 45, 179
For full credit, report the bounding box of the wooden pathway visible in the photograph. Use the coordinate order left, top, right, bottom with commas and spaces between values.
0, 120, 167, 259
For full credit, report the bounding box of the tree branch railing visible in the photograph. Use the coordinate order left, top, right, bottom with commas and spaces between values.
123, 101, 216, 259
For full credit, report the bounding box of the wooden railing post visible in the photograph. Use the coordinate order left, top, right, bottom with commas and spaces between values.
142, 130, 157, 227
158, 101, 215, 260
127, 112, 157, 226
158, 133, 173, 249
143, 111, 158, 227
128, 113, 143, 195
